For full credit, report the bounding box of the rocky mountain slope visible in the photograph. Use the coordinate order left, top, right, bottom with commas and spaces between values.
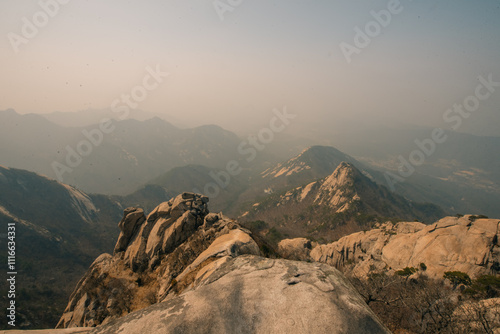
279, 215, 500, 279
0, 166, 170, 329
56, 193, 389, 333
251, 144, 500, 218
260, 145, 363, 190
0, 166, 122, 328
243, 162, 444, 241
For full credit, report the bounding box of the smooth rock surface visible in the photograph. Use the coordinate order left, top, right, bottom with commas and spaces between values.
88, 255, 390, 334
310, 216, 500, 278
277, 237, 315, 261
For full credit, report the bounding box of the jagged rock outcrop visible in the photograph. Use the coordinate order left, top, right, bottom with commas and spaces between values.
57, 192, 390, 333
113, 207, 145, 254
314, 161, 363, 211
57, 193, 260, 328
87, 255, 390, 334
280, 215, 500, 279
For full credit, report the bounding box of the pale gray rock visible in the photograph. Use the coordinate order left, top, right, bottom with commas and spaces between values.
88, 255, 390, 334
113, 208, 145, 254
57, 193, 261, 329
310, 216, 500, 278
277, 238, 315, 261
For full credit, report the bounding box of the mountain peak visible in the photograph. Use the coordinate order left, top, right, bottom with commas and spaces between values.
261, 145, 357, 182
315, 162, 362, 211
332, 161, 358, 175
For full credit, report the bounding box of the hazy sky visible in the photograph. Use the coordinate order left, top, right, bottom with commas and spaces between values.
1, 0, 499, 135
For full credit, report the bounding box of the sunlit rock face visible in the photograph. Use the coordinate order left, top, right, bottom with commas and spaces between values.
88, 256, 390, 334
279, 215, 500, 279
58, 192, 389, 333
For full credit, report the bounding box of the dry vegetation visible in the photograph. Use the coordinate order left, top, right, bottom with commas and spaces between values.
349, 271, 500, 333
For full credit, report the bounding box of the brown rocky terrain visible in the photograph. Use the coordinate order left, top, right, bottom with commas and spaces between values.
55, 192, 389, 333
279, 215, 500, 279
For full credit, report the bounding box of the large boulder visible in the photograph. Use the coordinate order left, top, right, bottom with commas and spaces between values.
309, 215, 500, 278
277, 237, 315, 261
88, 255, 390, 334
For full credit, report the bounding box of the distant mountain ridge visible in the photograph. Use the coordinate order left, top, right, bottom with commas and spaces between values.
147, 164, 248, 213
261, 145, 366, 188
0, 109, 242, 195
40, 108, 186, 128
256, 145, 500, 218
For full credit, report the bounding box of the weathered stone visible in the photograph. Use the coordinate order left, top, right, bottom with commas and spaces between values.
113, 208, 145, 254
278, 238, 316, 261
58, 194, 261, 329
175, 229, 260, 285
310, 216, 500, 279
88, 256, 390, 334
204, 213, 219, 227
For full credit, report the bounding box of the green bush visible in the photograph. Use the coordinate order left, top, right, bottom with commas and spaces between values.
469, 214, 489, 222
443, 271, 471, 288
395, 267, 417, 278
266, 227, 283, 244
244, 220, 268, 232
464, 275, 500, 297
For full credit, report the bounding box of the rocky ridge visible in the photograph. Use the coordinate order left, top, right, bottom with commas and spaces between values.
279, 215, 500, 279
57, 192, 259, 328
57, 192, 389, 333
244, 162, 444, 241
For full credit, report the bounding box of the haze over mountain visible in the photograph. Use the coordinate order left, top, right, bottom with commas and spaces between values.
0, 109, 244, 194
0, 109, 309, 195
1, 1, 500, 332
2, 109, 498, 218
40, 109, 187, 128
1, 2, 499, 136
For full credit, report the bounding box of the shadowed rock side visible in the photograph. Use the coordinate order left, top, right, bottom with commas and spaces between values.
57, 192, 390, 333
279, 215, 500, 279
88, 256, 390, 334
